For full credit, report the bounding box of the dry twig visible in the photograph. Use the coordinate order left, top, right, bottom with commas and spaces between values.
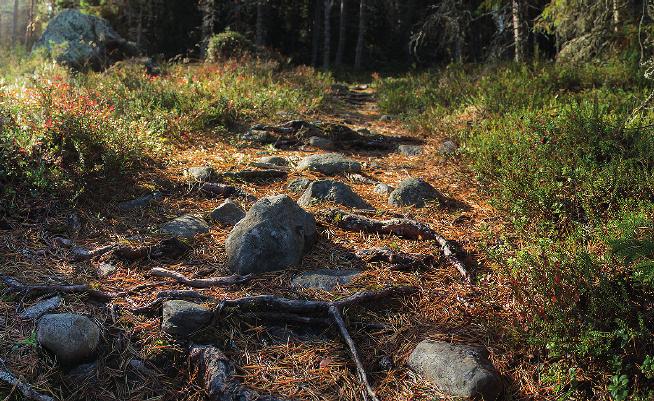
0, 359, 54, 401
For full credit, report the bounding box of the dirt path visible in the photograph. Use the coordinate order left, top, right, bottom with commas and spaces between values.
0, 86, 517, 401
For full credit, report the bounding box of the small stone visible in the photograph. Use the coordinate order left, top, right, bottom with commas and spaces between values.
255, 156, 289, 166
241, 129, 276, 144
438, 140, 458, 155
226, 195, 317, 275
380, 115, 395, 121
37, 313, 101, 365
408, 340, 502, 400
70, 246, 92, 261
52, 237, 74, 248
388, 178, 443, 208
374, 183, 394, 195
162, 300, 213, 338
297, 153, 362, 176
291, 269, 360, 291
117, 191, 163, 210
210, 199, 245, 226
397, 144, 423, 156
97, 262, 117, 278
308, 136, 335, 150
287, 177, 312, 193
19, 296, 62, 320
187, 166, 214, 182
161, 215, 210, 238
298, 180, 372, 210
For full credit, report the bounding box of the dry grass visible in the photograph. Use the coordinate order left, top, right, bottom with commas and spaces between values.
0, 86, 535, 400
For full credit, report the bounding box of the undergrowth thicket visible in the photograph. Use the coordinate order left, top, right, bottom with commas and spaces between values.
377, 61, 654, 399
0, 51, 329, 201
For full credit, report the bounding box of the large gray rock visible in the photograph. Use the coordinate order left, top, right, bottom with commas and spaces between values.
33, 9, 136, 70
308, 136, 335, 150
161, 300, 213, 338
226, 195, 317, 275
210, 199, 245, 226
297, 153, 361, 175
298, 180, 372, 209
291, 269, 360, 291
388, 178, 442, 208
37, 313, 100, 365
161, 215, 210, 238
408, 340, 502, 400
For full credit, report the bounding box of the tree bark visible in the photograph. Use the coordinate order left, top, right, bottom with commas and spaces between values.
511, 0, 524, 63
323, 0, 333, 69
312, 0, 323, 67
12, 0, 19, 47
255, 0, 267, 46
335, 0, 347, 66
354, 0, 367, 69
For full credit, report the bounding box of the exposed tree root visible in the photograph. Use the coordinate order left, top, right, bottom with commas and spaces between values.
200, 182, 255, 200
0, 275, 114, 301
189, 344, 289, 401
149, 268, 252, 288
131, 289, 213, 315
329, 305, 380, 401
356, 247, 438, 270
0, 359, 54, 401
323, 209, 472, 281
114, 238, 190, 261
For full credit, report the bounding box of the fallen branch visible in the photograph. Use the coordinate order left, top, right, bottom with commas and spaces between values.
0, 275, 114, 301
149, 268, 252, 288
323, 209, 471, 281
0, 359, 54, 401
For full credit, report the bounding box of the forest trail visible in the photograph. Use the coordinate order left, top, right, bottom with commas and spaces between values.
0, 84, 516, 401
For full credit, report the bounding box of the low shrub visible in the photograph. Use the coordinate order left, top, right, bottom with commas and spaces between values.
206, 30, 255, 62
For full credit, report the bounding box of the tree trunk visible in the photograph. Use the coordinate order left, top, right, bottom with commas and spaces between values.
335, 0, 347, 66
136, 2, 144, 48
200, 0, 216, 58
24, 0, 35, 49
511, 0, 524, 63
354, 0, 367, 69
12, 0, 19, 47
256, 0, 267, 46
312, 0, 323, 67
323, 0, 333, 69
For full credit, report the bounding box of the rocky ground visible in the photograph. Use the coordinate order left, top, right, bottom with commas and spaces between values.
0, 85, 516, 400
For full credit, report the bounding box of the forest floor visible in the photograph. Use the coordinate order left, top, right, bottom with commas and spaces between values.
0, 82, 533, 401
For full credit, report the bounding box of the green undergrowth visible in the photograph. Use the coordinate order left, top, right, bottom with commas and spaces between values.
0, 50, 330, 202
377, 61, 654, 399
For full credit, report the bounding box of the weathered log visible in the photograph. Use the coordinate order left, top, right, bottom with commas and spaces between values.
0, 359, 54, 401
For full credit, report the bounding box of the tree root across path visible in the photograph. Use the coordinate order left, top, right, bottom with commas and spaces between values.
322, 209, 472, 282
149, 268, 252, 288
143, 286, 415, 401
0, 359, 54, 401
